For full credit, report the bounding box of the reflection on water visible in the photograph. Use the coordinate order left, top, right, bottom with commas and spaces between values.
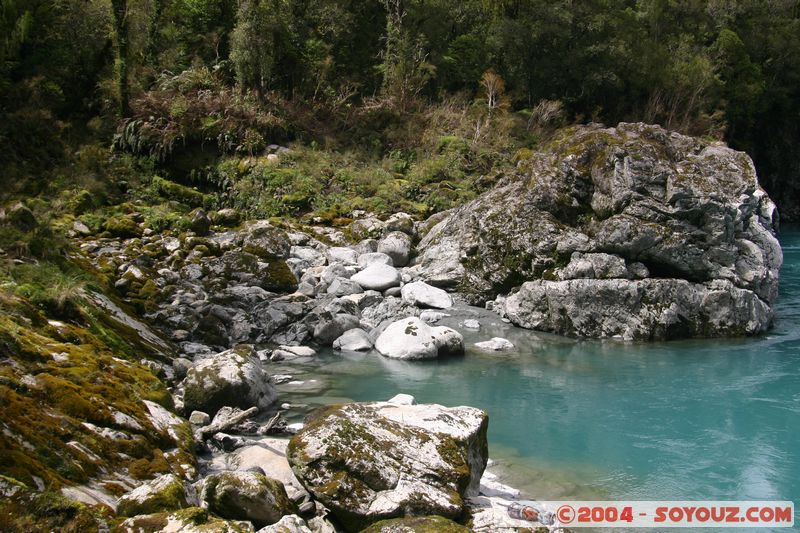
282, 227, 800, 524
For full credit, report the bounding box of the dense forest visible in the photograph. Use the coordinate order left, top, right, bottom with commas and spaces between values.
2, 0, 800, 220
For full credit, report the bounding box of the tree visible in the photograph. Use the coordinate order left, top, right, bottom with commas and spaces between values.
480, 69, 504, 112
111, 0, 130, 115
378, 0, 435, 107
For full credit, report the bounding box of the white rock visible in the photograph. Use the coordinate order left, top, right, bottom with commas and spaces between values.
374, 317, 464, 360
290, 246, 326, 266
401, 281, 454, 309
351, 263, 401, 291
332, 328, 373, 352
377, 231, 412, 267
257, 515, 312, 533
462, 319, 481, 330
189, 411, 211, 426
72, 220, 91, 235
474, 338, 514, 351
420, 310, 450, 323
277, 345, 316, 357
143, 400, 187, 442
387, 393, 416, 405
357, 252, 394, 268
326, 246, 358, 265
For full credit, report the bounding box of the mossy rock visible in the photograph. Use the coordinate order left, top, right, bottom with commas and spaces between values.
0, 476, 103, 532
263, 260, 297, 292
117, 473, 195, 517
359, 515, 472, 533
181, 347, 277, 417
241, 223, 290, 259
104, 216, 142, 238
65, 190, 95, 215
115, 506, 254, 533
0, 289, 194, 492
4, 202, 38, 232
151, 176, 208, 208
200, 471, 296, 528
287, 402, 488, 532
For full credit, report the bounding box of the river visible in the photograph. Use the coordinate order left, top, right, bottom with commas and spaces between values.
277, 226, 799, 530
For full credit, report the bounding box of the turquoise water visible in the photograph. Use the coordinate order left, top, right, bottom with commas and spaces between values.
287, 227, 799, 523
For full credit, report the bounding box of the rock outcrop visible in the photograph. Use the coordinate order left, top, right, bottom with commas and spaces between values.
416, 122, 782, 339
287, 400, 489, 532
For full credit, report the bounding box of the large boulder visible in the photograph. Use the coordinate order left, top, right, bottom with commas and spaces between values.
351, 263, 401, 291
377, 231, 412, 267
287, 400, 489, 532
200, 471, 296, 528
332, 328, 373, 352
502, 278, 772, 340
204, 251, 297, 293
242, 222, 291, 259
416, 122, 782, 339
401, 281, 454, 309
312, 313, 361, 345
181, 346, 278, 417
374, 317, 463, 360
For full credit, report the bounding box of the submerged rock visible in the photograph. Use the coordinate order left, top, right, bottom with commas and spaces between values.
287, 401, 489, 532
474, 338, 514, 351
416, 122, 782, 339
374, 317, 464, 359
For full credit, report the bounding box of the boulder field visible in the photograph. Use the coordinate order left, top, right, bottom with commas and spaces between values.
32, 121, 784, 532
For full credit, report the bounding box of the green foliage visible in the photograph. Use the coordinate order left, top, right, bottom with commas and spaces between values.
1, 0, 800, 217
9, 262, 86, 314
378, 0, 436, 107
114, 68, 286, 161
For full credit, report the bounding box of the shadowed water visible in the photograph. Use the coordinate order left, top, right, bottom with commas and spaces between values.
279, 226, 800, 530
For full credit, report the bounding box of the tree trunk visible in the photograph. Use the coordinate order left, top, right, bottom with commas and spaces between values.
111, 0, 130, 116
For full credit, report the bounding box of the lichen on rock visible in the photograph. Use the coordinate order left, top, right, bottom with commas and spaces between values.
416, 122, 782, 339
287, 401, 488, 532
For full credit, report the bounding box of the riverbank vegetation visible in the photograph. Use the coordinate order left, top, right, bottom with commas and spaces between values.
2, 0, 800, 222
0, 1, 798, 528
